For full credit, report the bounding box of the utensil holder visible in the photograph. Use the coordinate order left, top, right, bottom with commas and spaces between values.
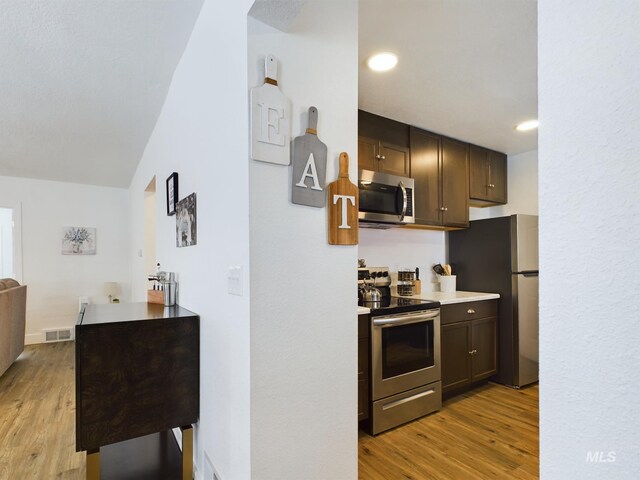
438, 275, 456, 293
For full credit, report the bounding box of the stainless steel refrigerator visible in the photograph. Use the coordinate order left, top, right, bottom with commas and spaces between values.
449, 214, 538, 387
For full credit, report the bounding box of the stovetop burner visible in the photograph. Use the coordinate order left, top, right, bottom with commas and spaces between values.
359, 296, 440, 316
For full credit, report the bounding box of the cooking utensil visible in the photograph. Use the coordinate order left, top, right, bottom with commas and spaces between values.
433, 263, 445, 276
291, 106, 327, 207
444, 264, 452, 276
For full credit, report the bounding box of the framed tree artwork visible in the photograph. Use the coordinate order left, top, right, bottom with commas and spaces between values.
166, 172, 179, 216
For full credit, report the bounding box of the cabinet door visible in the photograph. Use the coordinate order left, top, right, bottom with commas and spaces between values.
358, 136, 379, 172
409, 127, 441, 225
441, 137, 469, 227
471, 317, 497, 382
469, 145, 489, 200
488, 151, 507, 203
379, 142, 410, 177
358, 379, 369, 421
441, 322, 472, 393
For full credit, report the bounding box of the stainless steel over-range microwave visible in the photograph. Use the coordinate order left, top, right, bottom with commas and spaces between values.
358, 169, 415, 227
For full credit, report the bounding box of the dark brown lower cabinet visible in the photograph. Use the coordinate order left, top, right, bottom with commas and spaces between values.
441, 301, 497, 398
358, 314, 370, 421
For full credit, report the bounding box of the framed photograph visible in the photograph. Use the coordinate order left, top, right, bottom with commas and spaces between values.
176, 193, 197, 247
166, 172, 179, 216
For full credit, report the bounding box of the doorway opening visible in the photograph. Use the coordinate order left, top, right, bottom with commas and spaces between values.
144, 177, 157, 283
0, 205, 23, 282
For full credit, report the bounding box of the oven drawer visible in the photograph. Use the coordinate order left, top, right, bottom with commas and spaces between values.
441, 300, 497, 325
371, 381, 441, 435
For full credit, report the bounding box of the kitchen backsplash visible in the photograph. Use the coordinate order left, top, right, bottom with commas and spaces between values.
358, 227, 445, 290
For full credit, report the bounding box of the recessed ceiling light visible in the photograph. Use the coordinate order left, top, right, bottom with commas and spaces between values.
367, 52, 398, 72
515, 119, 539, 131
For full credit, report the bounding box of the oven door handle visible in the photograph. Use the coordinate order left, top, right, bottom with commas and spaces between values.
373, 310, 439, 327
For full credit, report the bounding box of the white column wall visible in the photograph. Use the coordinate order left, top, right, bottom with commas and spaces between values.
248, 1, 359, 478
539, 0, 640, 477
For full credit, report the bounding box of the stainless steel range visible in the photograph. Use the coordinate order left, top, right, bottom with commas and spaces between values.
359, 266, 442, 435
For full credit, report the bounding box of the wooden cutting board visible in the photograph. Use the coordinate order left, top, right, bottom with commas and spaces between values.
250, 54, 291, 165
291, 106, 327, 207
328, 152, 359, 245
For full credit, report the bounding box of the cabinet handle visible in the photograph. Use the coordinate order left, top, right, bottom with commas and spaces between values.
469, 350, 474, 355
440, 207, 448, 211
381, 155, 386, 160
468, 349, 477, 355
467, 308, 475, 314
375, 154, 381, 160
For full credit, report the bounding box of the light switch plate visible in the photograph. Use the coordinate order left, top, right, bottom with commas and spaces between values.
228, 266, 243, 296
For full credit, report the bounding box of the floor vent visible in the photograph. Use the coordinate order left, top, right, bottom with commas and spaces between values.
44, 329, 73, 342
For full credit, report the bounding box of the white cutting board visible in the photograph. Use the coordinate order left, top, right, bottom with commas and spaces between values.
250, 54, 291, 165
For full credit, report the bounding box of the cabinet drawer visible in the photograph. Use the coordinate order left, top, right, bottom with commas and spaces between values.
441, 300, 497, 325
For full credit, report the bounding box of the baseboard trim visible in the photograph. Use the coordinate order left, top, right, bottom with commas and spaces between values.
25, 333, 44, 345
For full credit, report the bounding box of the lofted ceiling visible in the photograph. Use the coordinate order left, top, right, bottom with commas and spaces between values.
359, 0, 538, 155
0, 0, 203, 188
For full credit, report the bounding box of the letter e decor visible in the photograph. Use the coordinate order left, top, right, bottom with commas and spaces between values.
250, 54, 291, 165
291, 106, 327, 207
327, 152, 359, 245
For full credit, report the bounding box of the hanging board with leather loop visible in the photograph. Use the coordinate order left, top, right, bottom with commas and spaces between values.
250, 54, 291, 165
291, 106, 327, 207
328, 152, 359, 245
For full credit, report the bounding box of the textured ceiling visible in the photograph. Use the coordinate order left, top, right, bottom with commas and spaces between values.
0, 0, 203, 187
359, 0, 538, 155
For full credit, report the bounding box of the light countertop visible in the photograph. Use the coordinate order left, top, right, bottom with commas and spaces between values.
357, 291, 498, 314
402, 290, 499, 305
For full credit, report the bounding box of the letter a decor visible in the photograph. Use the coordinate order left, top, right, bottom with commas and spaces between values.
250, 54, 291, 165
327, 152, 359, 245
291, 106, 327, 207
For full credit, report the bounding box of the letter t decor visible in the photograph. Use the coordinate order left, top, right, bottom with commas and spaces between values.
327, 152, 359, 245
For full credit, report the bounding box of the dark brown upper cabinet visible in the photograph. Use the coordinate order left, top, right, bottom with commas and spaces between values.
469, 145, 508, 206
358, 110, 410, 177
410, 127, 469, 229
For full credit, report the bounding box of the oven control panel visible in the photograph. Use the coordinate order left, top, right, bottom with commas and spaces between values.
358, 267, 391, 287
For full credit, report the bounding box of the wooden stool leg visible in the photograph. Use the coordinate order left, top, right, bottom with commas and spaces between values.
181, 425, 193, 480
86, 449, 100, 480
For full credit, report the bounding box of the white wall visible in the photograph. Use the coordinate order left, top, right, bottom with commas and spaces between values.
359, 228, 446, 289
128, 1, 254, 479
0, 208, 13, 278
539, 1, 640, 478
470, 148, 538, 221
0, 175, 129, 343
248, 1, 358, 478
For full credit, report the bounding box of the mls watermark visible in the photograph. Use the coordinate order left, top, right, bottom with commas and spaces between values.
586, 451, 617, 463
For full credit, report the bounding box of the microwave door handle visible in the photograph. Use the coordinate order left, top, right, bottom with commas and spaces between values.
398, 181, 408, 222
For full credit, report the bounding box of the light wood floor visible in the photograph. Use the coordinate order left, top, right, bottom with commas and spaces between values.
0, 342, 85, 479
1, 343, 538, 479
359, 383, 539, 479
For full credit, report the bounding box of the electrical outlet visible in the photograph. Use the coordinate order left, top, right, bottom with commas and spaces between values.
227, 266, 243, 296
